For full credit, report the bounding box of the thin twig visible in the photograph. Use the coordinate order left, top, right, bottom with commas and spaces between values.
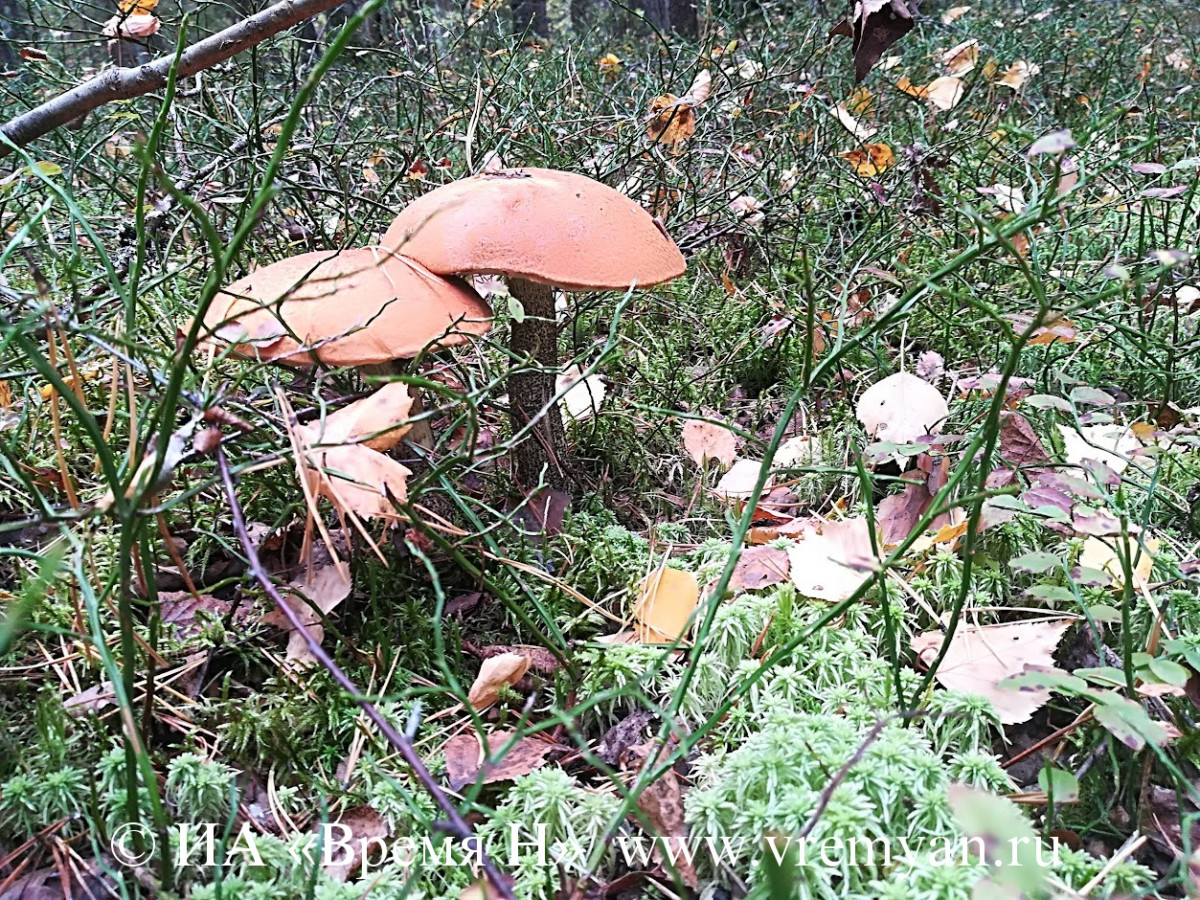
215, 448, 515, 900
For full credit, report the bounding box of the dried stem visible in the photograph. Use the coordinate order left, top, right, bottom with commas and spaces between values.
215, 448, 514, 900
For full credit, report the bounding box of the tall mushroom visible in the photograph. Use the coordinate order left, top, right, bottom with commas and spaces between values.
200, 246, 492, 448
381, 168, 686, 489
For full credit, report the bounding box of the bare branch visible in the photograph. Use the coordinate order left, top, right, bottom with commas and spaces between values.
0, 0, 349, 158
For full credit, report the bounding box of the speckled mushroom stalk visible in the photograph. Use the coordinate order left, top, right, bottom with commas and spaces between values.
506, 277, 569, 488
382, 168, 686, 490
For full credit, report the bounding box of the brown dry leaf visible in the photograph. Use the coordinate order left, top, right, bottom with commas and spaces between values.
467, 652, 530, 710
834, 0, 919, 83
846, 85, 874, 116
64, 682, 117, 716
647, 96, 695, 145
997, 412, 1050, 468
942, 39, 979, 75
299, 441, 411, 521
473, 643, 559, 675
786, 518, 879, 602
262, 558, 353, 665
443, 730, 557, 791
634, 568, 699, 642
682, 419, 738, 468
897, 75, 930, 98
878, 481, 935, 545
620, 740, 698, 889
1079, 534, 1159, 588
941, 5, 970, 23
321, 806, 388, 883
160, 591, 232, 642
925, 76, 965, 110
997, 60, 1040, 90
1008, 310, 1076, 345
728, 546, 791, 592
839, 142, 895, 177
911, 619, 1073, 724
856, 371, 950, 445
302, 382, 413, 452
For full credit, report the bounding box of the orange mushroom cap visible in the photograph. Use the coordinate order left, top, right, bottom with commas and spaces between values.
200, 247, 492, 368
381, 168, 686, 290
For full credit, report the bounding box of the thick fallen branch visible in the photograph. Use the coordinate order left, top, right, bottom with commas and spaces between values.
0, 0, 349, 158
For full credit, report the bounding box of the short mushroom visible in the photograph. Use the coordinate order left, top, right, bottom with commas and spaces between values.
200, 246, 492, 447
381, 167, 685, 489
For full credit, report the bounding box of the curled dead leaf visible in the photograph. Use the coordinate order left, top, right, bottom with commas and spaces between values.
467, 652, 530, 710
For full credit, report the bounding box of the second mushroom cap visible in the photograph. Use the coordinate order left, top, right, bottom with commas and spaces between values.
381, 168, 686, 290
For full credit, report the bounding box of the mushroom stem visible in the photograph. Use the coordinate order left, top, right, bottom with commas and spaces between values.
507, 277, 569, 490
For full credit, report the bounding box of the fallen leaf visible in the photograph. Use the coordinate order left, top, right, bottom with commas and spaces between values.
941, 5, 970, 24
680, 69, 712, 105
878, 481, 935, 545
830, 103, 877, 140
996, 412, 1050, 468
102, 13, 160, 37
682, 419, 738, 468
621, 739, 698, 889
786, 517, 878, 602
303, 382, 414, 452
942, 39, 979, 75
896, 75, 930, 99
557, 365, 607, 422
64, 682, 117, 716
715, 458, 768, 499
981, 183, 1028, 214
839, 142, 895, 177
728, 546, 790, 592
443, 730, 557, 791
1079, 534, 1159, 588
834, 0, 919, 83
925, 76, 964, 110
471, 643, 560, 675
597, 53, 622, 78
1058, 423, 1146, 475
856, 371, 950, 445
996, 60, 1040, 91
160, 591, 232, 642
467, 653, 530, 710
262, 557, 353, 665
634, 568, 699, 642
300, 442, 411, 521
911, 619, 1073, 724
321, 807, 388, 882
647, 96, 694, 145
